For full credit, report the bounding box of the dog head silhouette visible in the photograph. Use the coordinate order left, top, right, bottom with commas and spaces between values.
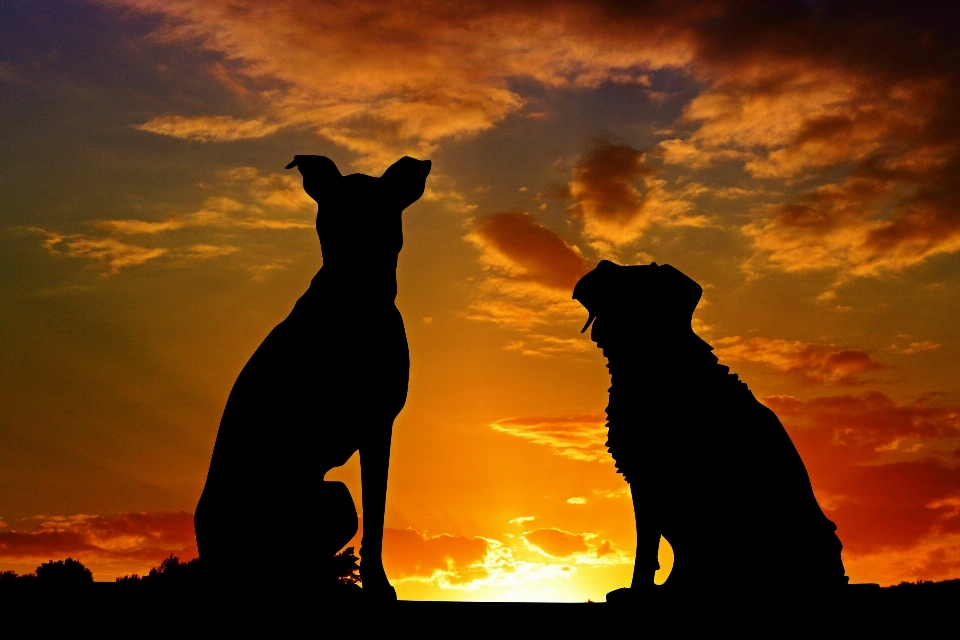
285, 155, 431, 271
572, 260, 703, 347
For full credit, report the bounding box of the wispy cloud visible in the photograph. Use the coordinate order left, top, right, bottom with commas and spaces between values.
136, 115, 281, 142
713, 336, 885, 386
31, 167, 311, 274
490, 413, 609, 463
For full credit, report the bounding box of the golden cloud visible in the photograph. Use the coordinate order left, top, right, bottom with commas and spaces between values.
136, 115, 281, 142
713, 336, 885, 386
523, 528, 589, 557
383, 526, 583, 593
104, 0, 960, 276
32, 167, 311, 274
105, 0, 692, 168
490, 413, 609, 463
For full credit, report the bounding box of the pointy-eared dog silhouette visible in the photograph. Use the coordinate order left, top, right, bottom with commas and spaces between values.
195, 155, 431, 600
573, 260, 848, 599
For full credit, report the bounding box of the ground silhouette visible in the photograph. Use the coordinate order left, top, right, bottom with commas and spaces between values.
573, 260, 848, 600
194, 155, 430, 601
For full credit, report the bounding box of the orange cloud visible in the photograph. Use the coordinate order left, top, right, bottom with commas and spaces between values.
504, 334, 592, 357
761, 391, 960, 583
104, 0, 960, 276
0, 512, 197, 579
136, 115, 281, 142
382, 526, 591, 595
765, 392, 960, 465
384, 528, 490, 586
713, 336, 884, 386
523, 528, 589, 557
889, 340, 941, 355
490, 413, 609, 463
106, 0, 691, 168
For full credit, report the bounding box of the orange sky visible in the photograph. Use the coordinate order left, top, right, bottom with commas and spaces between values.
2, 0, 960, 600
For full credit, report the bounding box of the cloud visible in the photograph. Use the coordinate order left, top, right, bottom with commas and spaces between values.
32, 167, 312, 273
104, 1, 960, 276
567, 140, 707, 245
889, 340, 941, 355
38, 233, 170, 272
35, 229, 238, 273
523, 528, 589, 558
521, 528, 625, 565
490, 413, 609, 463
713, 336, 885, 386
384, 528, 490, 586
761, 391, 960, 581
464, 212, 591, 335
382, 527, 583, 593
0, 512, 197, 579
764, 392, 960, 465
466, 212, 592, 291
136, 115, 281, 142
105, 0, 691, 168
504, 334, 592, 357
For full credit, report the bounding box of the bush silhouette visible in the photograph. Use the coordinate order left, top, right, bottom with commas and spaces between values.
35, 558, 93, 585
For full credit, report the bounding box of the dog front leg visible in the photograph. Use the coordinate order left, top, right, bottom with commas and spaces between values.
358, 420, 396, 599
631, 486, 662, 589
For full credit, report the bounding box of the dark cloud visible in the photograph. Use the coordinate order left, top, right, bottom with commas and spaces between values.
568, 140, 705, 244
763, 392, 960, 570
568, 141, 650, 237
0, 512, 197, 568
467, 212, 592, 291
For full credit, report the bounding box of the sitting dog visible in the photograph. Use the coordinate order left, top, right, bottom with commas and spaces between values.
573, 260, 848, 596
195, 155, 431, 600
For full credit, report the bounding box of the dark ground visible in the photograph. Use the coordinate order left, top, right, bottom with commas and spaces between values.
2, 582, 957, 633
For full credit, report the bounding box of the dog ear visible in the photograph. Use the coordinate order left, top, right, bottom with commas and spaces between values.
658, 264, 703, 317
573, 260, 620, 332
285, 155, 341, 200
380, 157, 432, 209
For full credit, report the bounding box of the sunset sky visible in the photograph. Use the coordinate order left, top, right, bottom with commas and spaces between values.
2, 1, 960, 600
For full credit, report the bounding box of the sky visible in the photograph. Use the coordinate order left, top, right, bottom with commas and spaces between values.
1, 0, 960, 600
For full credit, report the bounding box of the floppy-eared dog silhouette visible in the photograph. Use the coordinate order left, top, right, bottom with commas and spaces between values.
195, 155, 431, 600
573, 260, 848, 598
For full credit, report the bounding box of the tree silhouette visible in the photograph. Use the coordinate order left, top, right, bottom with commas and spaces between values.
332, 546, 360, 586
116, 555, 202, 586
34, 558, 93, 585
